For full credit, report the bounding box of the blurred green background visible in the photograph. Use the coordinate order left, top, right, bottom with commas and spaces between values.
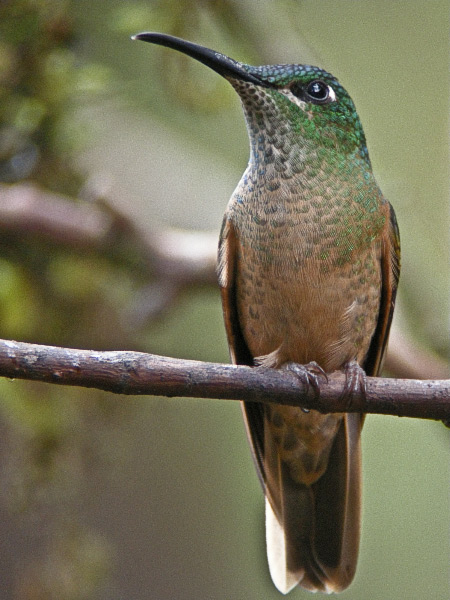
0, 1, 448, 599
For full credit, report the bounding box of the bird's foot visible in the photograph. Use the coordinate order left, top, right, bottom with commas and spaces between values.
284, 361, 328, 412
341, 360, 367, 409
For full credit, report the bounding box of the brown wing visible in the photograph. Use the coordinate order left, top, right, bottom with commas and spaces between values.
218, 216, 253, 367
218, 216, 266, 484
364, 201, 401, 376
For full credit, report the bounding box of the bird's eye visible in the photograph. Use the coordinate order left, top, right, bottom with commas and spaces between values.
289, 79, 336, 105
304, 80, 332, 104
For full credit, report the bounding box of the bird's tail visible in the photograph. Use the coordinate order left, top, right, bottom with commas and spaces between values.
265, 413, 363, 594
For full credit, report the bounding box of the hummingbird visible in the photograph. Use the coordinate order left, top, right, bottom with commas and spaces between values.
133, 33, 400, 594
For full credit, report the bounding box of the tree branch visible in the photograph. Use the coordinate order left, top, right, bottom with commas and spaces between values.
0, 339, 448, 422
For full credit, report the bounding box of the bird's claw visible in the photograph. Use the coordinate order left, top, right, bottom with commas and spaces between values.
341, 360, 367, 409
284, 361, 328, 411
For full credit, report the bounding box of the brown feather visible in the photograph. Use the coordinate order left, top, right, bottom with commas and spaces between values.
364, 202, 401, 376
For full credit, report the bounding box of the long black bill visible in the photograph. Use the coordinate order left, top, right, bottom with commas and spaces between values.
132, 32, 268, 87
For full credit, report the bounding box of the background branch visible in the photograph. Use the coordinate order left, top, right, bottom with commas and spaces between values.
0, 182, 217, 281
0, 339, 448, 422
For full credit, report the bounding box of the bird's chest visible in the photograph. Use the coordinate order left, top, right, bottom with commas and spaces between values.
231, 199, 383, 371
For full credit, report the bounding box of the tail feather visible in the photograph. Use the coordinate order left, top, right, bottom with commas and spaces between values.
266, 497, 303, 594
264, 413, 362, 593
